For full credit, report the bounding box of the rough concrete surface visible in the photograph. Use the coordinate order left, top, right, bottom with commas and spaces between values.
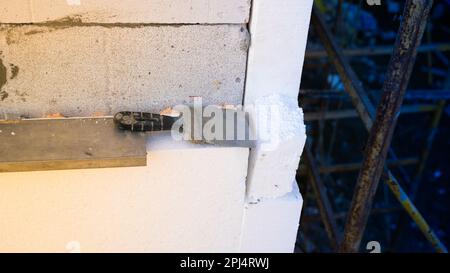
0, 0, 250, 24
0, 24, 249, 118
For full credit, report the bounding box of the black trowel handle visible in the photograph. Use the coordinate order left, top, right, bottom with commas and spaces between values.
114, 111, 179, 132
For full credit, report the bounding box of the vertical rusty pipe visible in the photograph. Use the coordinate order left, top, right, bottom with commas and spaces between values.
339, 0, 434, 253
311, 2, 446, 253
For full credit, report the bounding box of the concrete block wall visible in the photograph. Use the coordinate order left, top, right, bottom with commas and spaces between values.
0, 0, 250, 24
0, 25, 248, 117
0, 0, 313, 253
0, 0, 250, 118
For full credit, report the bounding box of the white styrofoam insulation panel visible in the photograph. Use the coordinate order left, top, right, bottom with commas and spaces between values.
0, 0, 250, 24
244, 0, 313, 104
0, 24, 249, 118
246, 94, 307, 200
0, 132, 249, 253
240, 183, 303, 253
243, 0, 312, 200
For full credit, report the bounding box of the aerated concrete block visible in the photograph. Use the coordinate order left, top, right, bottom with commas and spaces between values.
0, 24, 249, 118
0, 0, 250, 24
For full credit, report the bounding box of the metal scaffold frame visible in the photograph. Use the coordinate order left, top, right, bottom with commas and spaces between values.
298, 0, 448, 253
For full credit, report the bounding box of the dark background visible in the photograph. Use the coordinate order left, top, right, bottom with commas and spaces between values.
296, 0, 450, 252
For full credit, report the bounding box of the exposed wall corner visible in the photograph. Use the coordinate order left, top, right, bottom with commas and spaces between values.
243, 0, 313, 200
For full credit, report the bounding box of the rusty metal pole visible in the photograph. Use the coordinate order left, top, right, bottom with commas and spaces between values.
339, 0, 434, 253
310, 3, 447, 253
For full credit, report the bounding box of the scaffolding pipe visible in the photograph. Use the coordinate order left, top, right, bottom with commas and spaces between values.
300, 89, 450, 101
304, 145, 341, 251
385, 173, 448, 253
302, 207, 402, 223
298, 157, 418, 175
311, 4, 448, 253
410, 100, 446, 200
304, 104, 437, 121
339, 0, 437, 253
311, 6, 375, 130
305, 43, 450, 58
302, 157, 420, 175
